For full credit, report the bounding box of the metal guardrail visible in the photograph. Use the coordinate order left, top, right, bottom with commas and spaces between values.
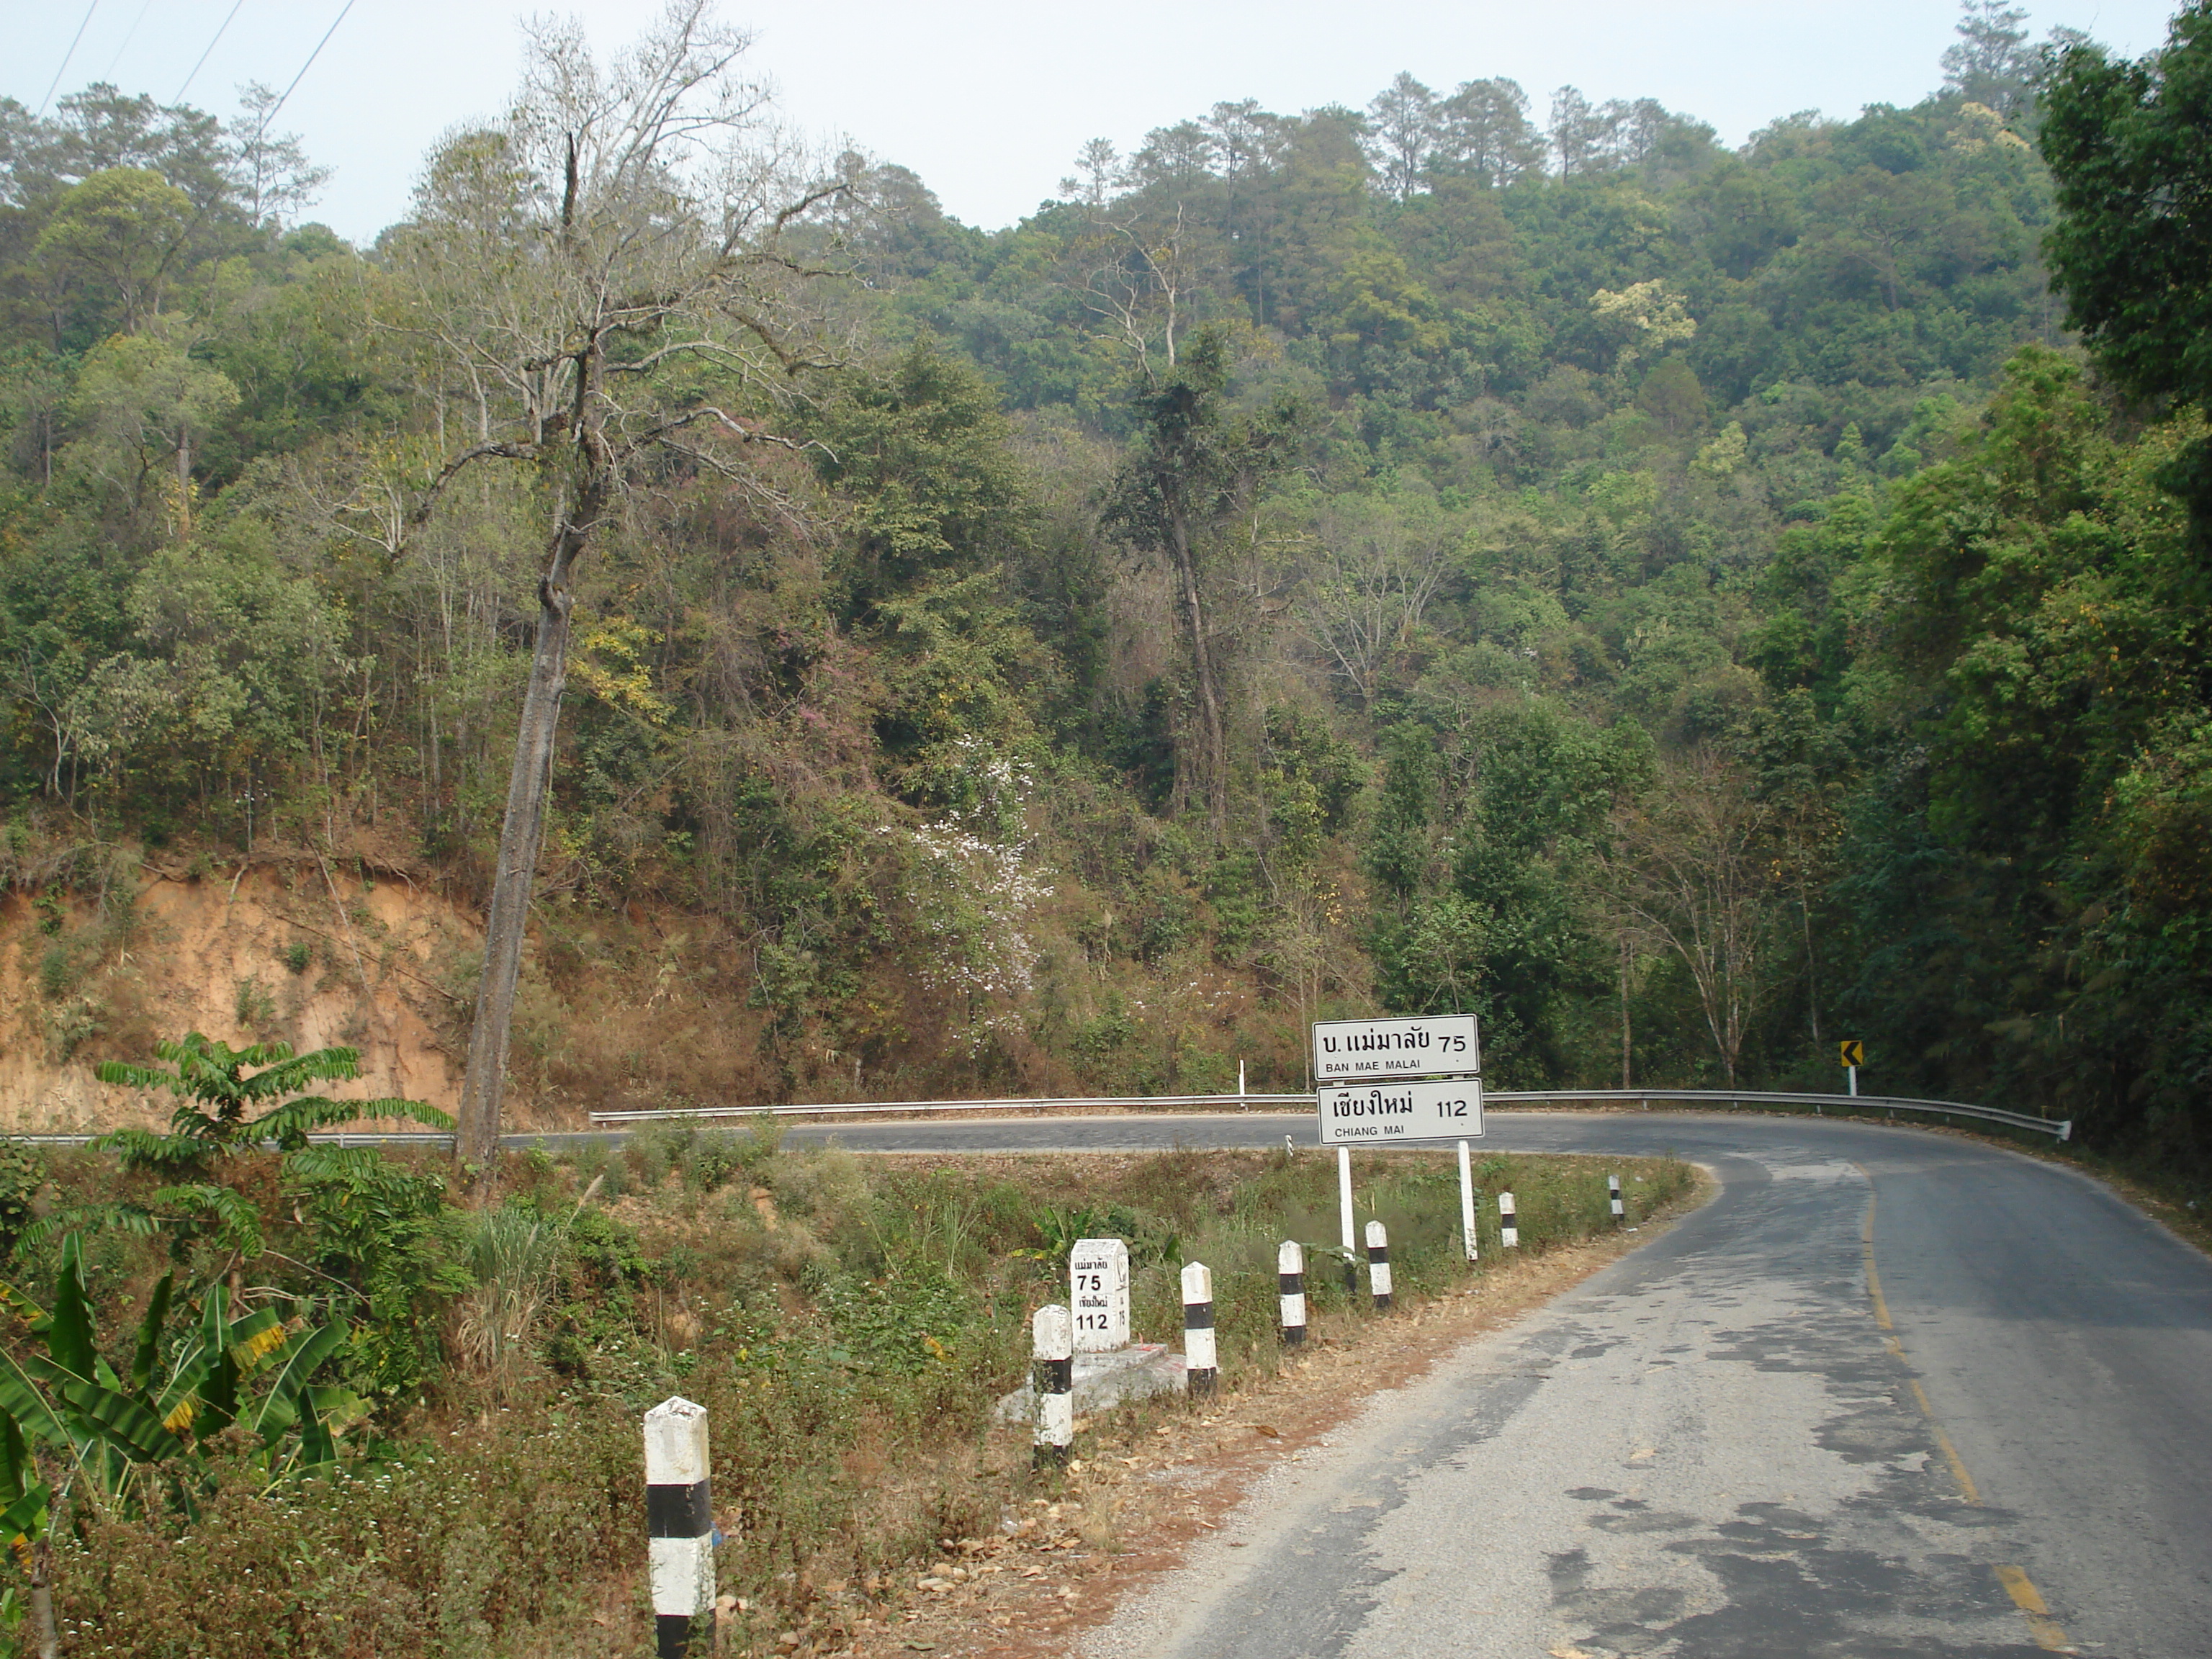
588, 1087, 2070, 1141
1483, 1088, 2070, 1141
4, 1087, 2063, 1146
588, 1092, 1318, 1123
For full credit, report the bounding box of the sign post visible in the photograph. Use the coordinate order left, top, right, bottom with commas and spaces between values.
1336, 1145, 1356, 1292
1310, 1015, 1484, 1282
1840, 1039, 1863, 1099
1457, 1138, 1478, 1262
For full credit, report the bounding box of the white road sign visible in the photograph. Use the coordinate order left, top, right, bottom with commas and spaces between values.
1312, 1014, 1480, 1082
1318, 1076, 1485, 1145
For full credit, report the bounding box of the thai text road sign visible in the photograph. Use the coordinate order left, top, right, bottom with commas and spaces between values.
1069, 1237, 1130, 1352
1312, 1015, 1480, 1082
1839, 1040, 1863, 1068
1318, 1076, 1485, 1145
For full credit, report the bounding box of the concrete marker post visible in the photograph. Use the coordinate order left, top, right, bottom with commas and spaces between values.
643, 1395, 715, 1659
1032, 1305, 1074, 1468
1069, 1237, 1131, 1352
1182, 1262, 1217, 1396
1457, 1138, 1479, 1264
1499, 1190, 1519, 1249
1609, 1174, 1624, 1226
1365, 1219, 1393, 1312
1336, 1144, 1357, 1293
1277, 1241, 1307, 1347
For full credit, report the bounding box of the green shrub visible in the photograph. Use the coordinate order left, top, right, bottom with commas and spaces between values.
0, 1140, 45, 1262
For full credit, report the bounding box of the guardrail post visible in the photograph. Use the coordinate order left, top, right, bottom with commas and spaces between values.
1032, 1305, 1073, 1467
1499, 1191, 1519, 1249
644, 1396, 715, 1659
1365, 1220, 1393, 1311
1182, 1262, 1217, 1396
1278, 1241, 1306, 1347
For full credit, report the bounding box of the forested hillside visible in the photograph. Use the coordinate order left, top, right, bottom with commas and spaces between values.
1, 2, 2206, 1168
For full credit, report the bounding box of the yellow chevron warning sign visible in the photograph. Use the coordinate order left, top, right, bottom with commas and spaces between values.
1839, 1040, 1863, 1068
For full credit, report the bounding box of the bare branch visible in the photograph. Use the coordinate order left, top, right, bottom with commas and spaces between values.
406, 439, 539, 527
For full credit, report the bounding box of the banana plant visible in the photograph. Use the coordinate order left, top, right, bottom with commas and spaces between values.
0, 1234, 365, 1532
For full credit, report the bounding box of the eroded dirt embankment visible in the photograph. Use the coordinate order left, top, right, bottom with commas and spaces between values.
0, 858, 472, 1133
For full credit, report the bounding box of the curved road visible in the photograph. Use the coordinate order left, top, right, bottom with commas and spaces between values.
783, 1110, 2209, 1657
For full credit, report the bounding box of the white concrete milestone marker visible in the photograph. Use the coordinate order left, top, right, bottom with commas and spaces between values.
1312, 1014, 1480, 1082
1069, 1237, 1130, 1352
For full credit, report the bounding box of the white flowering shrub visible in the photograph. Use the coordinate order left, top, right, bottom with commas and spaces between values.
884, 739, 1053, 1052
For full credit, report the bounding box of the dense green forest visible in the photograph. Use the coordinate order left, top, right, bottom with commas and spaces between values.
1, 1, 2207, 1169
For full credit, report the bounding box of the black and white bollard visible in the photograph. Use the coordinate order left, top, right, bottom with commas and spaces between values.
1499, 1190, 1519, 1249
1278, 1240, 1307, 1347
644, 1395, 716, 1659
1182, 1262, 1218, 1396
1609, 1174, 1624, 1226
1033, 1304, 1074, 1467
1365, 1220, 1393, 1312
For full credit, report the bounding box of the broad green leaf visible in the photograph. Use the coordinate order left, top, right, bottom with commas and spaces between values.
40, 1370, 186, 1465
132, 1274, 176, 1394
0, 1481, 51, 1558
46, 1239, 94, 1382
290, 1388, 337, 1480
163, 1286, 240, 1435
0, 1354, 69, 1449
0, 1412, 25, 1503
243, 1323, 343, 1442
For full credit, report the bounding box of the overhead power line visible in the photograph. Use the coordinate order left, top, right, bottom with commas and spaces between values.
173, 0, 243, 105
253, 0, 354, 138
103, 0, 155, 80
37, 0, 99, 117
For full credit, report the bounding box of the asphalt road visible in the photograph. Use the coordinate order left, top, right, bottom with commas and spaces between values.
746, 1109, 2206, 1657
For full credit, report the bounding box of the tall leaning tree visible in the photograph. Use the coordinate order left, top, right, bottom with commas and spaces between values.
391, 1, 846, 1174
1102, 326, 1301, 834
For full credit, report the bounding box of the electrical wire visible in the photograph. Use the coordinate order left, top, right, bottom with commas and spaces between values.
173, 0, 243, 105
36, 0, 99, 117
252, 0, 354, 138
102, 0, 155, 81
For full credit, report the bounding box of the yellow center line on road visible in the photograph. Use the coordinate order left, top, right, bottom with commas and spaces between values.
1857, 1177, 2074, 1654
1997, 1564, 2074, 1653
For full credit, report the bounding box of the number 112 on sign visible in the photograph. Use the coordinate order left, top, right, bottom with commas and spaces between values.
1317, 1076, 1486, 1145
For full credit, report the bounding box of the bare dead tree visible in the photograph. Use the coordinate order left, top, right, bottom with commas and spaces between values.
1066, 202, 1206, 382
1599, 747, 1784, 1087
1293, 498, 1455, 709
387, 0, 850, 1176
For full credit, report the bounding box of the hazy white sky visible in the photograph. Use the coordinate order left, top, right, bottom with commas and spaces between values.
1, 0, 2187, 243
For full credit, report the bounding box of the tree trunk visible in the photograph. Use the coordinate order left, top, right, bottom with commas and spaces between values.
175, 425, 192, 543
453, 503, 593, 1174
1166, 504, 1228, 834
1800, 890, 1822, 1045
1619, 934, 1632, 1089
30, 1507, 58, 1659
